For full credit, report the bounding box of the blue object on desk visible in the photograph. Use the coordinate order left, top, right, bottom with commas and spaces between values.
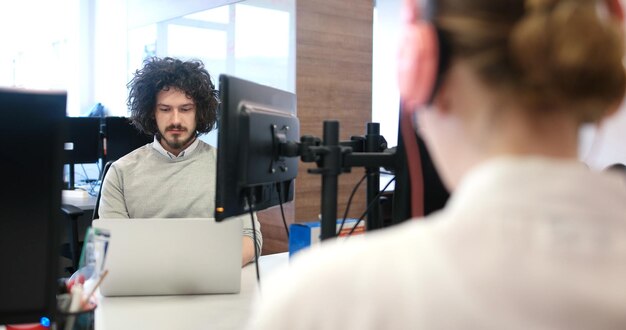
289, 219, 363, 257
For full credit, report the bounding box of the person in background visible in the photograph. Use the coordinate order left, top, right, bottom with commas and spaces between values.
99, 57, 261, 266
248, 0, 626, 328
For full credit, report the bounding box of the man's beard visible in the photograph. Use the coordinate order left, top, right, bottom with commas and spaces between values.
161, 125, 195, 150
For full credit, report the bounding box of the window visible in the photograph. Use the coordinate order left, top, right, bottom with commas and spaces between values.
0, 0, 79, 114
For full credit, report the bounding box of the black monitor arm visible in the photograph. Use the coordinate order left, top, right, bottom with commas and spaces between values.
274, 120, 397, 240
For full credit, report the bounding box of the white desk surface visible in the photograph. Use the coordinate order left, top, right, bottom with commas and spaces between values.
62, 194, 98, 211
94, 252, 289, 330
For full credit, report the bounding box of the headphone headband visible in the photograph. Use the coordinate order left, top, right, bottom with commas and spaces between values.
606, 0, 625, 22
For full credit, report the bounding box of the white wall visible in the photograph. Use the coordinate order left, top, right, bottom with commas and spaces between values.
92, 0, 129, 116
127, 0, 237, 29
0, 0, 82, 113
74, 0, 95, 115
372, 0, 402, 147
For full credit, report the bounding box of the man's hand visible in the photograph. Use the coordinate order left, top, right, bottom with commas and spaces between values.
242, 236, 256, 266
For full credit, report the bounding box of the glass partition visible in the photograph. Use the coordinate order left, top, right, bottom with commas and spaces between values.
128, 1, 295, 92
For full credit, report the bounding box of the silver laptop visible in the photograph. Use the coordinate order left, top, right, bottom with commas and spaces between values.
91, 218, 243, 296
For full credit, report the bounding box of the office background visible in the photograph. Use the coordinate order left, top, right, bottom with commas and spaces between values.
1, 0, 625, 254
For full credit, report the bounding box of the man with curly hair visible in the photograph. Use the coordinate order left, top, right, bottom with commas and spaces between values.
98, 57, 261, 266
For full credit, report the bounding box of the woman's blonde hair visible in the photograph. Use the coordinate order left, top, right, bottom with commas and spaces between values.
435, 0, 626, 122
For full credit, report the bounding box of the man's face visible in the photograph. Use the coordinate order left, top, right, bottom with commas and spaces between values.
154, 87, 197, 155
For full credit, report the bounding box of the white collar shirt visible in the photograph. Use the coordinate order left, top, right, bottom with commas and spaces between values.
151, 136, 200, 159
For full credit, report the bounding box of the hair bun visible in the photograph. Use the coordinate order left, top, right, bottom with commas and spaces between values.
510, 0, 625, 121
525, 0, 559, 12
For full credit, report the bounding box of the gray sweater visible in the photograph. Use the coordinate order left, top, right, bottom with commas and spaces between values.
99, 139, 262, 252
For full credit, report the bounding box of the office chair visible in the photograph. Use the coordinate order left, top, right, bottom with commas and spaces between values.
92, 161, 113, 220
60, 204, 84, 273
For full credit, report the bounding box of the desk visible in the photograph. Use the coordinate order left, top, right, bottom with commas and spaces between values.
62, 194, 98, 212
95, 252, 289, 330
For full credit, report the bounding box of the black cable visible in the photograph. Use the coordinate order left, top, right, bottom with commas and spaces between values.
97, 159, 103, 179
336, 173, 368, 235
80, 164, 90, 182
276, 183, 290, 239
246, 190, 261, 283
347, 177, 396, 236
80, 163, 101, 196
70, 163, 88, 187
93, 160, 107, 197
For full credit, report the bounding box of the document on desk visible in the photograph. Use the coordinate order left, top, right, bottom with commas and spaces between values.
92, 217, 243, 296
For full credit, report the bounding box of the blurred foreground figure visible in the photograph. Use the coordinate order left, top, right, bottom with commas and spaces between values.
249, 0, 626, 329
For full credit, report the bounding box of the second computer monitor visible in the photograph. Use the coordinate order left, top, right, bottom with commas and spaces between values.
102, 117, 153, 163
64, 117, 101, 165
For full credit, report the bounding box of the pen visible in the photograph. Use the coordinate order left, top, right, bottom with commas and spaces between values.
81, 269, 109, 309
64, 282, 83, 330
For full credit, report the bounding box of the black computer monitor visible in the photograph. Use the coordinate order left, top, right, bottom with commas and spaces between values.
215, 75, 299, 221
64, 117, 101, 190
63, 117, 101, 164
0, 89, 65, 325
102, 116, 153, 163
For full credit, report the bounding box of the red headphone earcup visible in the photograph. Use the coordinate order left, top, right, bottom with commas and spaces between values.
398, 22, 440, 107
607, 0, 625, 22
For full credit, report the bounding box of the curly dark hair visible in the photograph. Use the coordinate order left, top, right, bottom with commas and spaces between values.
127, 57, 219, 136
